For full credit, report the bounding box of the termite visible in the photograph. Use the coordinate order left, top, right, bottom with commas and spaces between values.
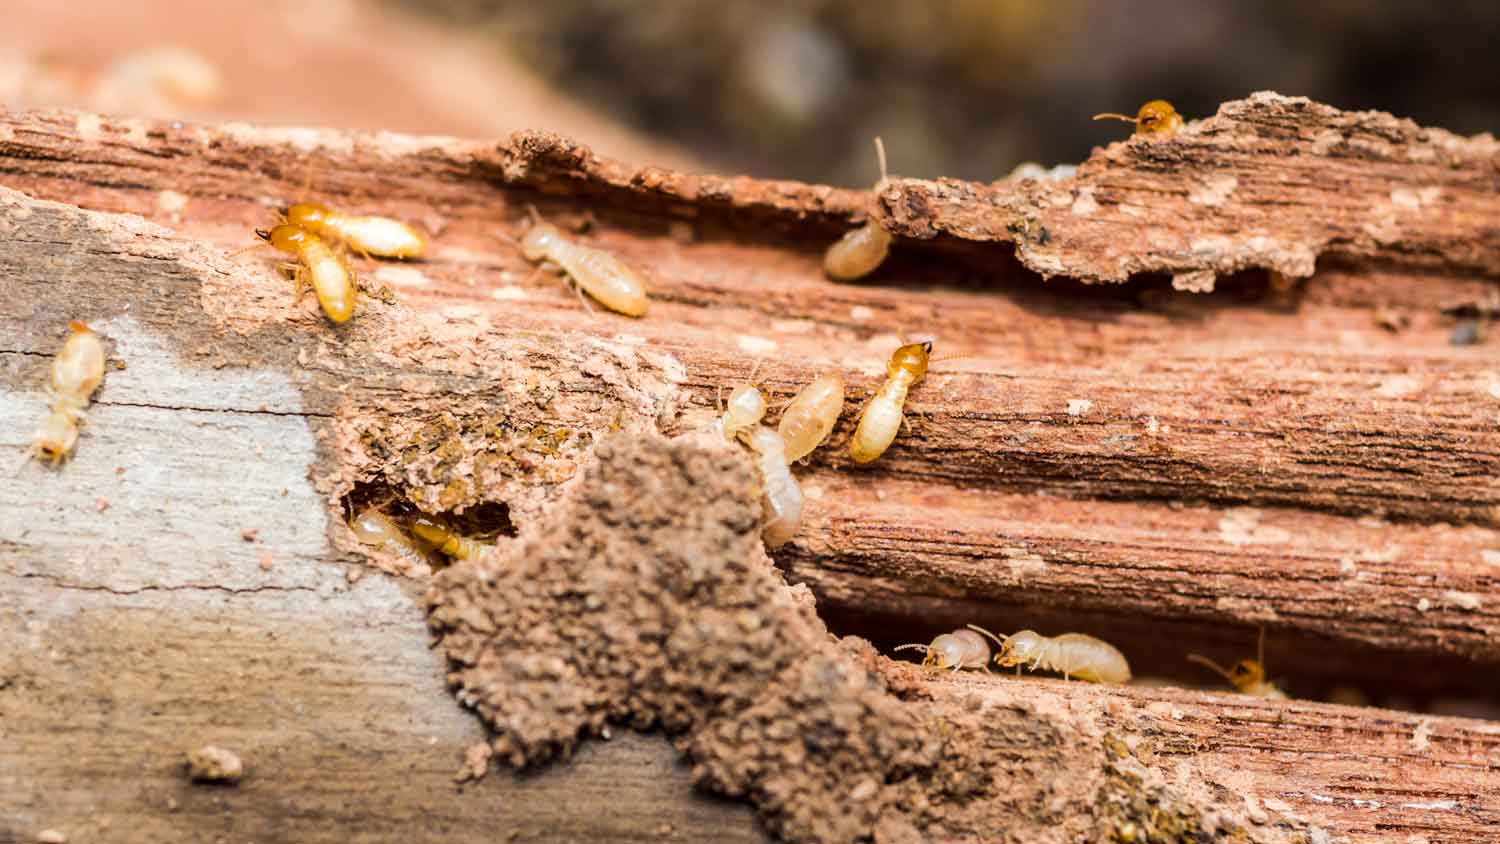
1092, 99, 1184, 138
777, 372, 845, 463
744, 426, 804, 549
715, 365, 768, 442
510, 206, 648, 317
251, 223, 357, 324
350, 508, 432, 568
850, 340, 930, 463
1187, 629, 1287, 699
824, 137, 893, 281
31, 320, 106, 466
282, 201, 427, 260
408, 516, 489, 563
969, 625, 1132, 684
893, 627, 994, 672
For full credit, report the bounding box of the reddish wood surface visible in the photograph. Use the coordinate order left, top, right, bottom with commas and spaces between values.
4, 93, 1500, 843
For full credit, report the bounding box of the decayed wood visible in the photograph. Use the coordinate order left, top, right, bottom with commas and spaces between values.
2, 93, 1499, 843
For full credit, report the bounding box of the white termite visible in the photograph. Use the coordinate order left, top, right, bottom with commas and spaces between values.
32, 320, 106, 466
777, 371, 844, 463
824, 137, 894, 281
350, 508, 432, 568
514, 207, 648, 317
744, 425, 804, 549
969, 625, 1132, 684
893, 627, 992, 672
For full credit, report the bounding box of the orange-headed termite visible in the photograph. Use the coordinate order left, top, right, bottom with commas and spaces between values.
894, 627, 993, 672
969, 625, 1132, 684
824, 137, 893, 281
1093, 99, 1184, 138
777, 372, 845, 463
744, 425, 804, 549
32, 320, 105, 466
1187, 628, 1287, 699
283, 201, 427, 260
512, 207, 648, 317
850, 340, 930, 463
252, 223, 357, 324
409, 516, 488, 563
350, 508, 432, 568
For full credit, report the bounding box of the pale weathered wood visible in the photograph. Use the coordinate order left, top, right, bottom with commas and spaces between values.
2, 94, 1499, 843
0, 191, 765, 843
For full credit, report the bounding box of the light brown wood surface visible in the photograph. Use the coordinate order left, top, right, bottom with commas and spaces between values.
3, 94, 1499, 843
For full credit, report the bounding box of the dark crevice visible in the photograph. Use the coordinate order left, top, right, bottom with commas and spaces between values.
340, 479, 516, 571
802, 591, 1500, 719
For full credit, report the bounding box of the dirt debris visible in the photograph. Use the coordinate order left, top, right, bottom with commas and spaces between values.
455, 741, 494, 783
427, 433, 1281, 843
184, 745, 244, 784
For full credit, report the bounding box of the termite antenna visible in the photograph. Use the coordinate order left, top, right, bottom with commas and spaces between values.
494, 231, 521, 249
1186, 653, 1236, 683
228, 235, 271, 259
872, 136, 888, 185
525, 203, 543, 225
1256, 626, 1268, 671
1092, 112, 1138, 124
892, 643, 930, 654
966, 624, 1007, 648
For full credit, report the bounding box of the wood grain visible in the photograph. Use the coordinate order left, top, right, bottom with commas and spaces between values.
3, 93, 1499, 843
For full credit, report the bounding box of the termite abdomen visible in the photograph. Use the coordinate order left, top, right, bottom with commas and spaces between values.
824, 137, 894, 281
777, 372, 844, 463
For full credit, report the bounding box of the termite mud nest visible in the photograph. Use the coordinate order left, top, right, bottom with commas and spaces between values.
425, 432, 1270, 844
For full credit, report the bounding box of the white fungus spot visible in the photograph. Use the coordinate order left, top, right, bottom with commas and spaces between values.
375, 265, 431, 289
1217, 509, 1292, 546
1172, 269, 1216, 293
1442, 590, 1482, 611
1066, 399, 1093, 417
735, 335, 779, 355
1375, 375, 1423, 398
1070, 187, 1099, 217
1416, 598, 1432, 613
154, 189, 189, 223
1189, 175, 1238, 206
1410, 719, 1433, 752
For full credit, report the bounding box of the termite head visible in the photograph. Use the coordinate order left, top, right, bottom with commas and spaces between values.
1187, 653, 1266, 693
67, 319, 95, 337
888, 340, 933, 379
1093, 99, 1183, 137
520, 221, 563, 262
257, 223, 310, 253
283, 201, 333, 229
992, 629, 1046, 668
895, 633, 970, 669
721, 384, 768, 438
34, 411, 77, 466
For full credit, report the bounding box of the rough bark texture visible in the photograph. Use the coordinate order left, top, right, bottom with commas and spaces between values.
3, 93, 1499, 843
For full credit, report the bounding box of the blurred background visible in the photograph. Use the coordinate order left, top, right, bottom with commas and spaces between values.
3, 0, 1498, 185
